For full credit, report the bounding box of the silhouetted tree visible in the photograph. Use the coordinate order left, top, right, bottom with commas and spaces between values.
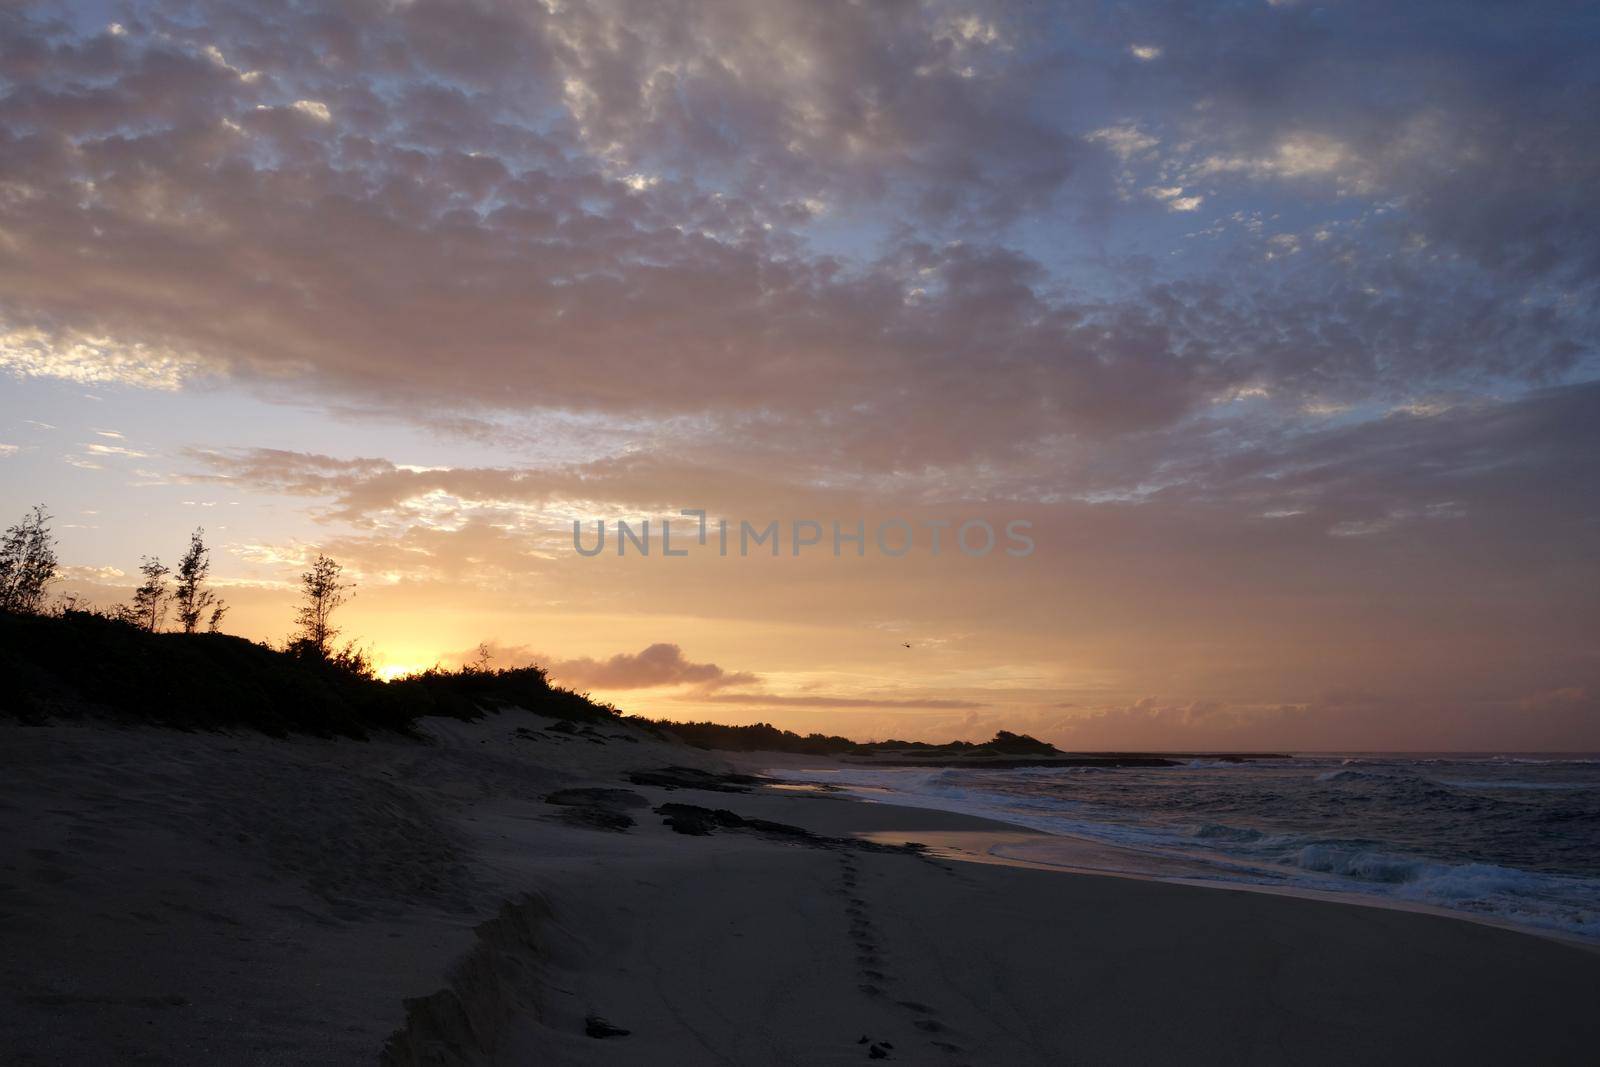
208, 603, 228, 633
293, 552, 350, 656
173, 527, 226, 634
0, 505, 57, 615
121, 556, 170, 632
329, 641, 374, 679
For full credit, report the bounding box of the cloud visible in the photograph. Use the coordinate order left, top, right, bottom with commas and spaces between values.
84, 443, 149, 458
701, 693, 985, 710
1517, 687, 1600, 743
955, 683, 1600, 751
57, 564, 128, 584
1043, 697, 1310, 748
543, 643, 758, 691
3, 1, 1597, 749
1520, 687, 1592, 714
540, 0, 1074, 223
1101, 0, 1600, 288
0, 326, 207, 390
143, 380, 1600, 749
288, 99, 330, 122
1089, 124, 1160, 162
3, 0, 1590, 478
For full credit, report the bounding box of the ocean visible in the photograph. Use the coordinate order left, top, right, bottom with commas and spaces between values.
769, 754, 1600, 941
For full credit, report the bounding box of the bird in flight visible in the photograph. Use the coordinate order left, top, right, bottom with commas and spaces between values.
902, 642, 912, 649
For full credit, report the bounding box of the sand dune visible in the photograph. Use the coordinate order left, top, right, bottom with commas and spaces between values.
3, 715, 1597, 1065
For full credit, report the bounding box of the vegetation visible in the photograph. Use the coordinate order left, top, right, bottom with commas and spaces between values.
637, 720, 860, 754
0, 507, 620, 737
292, 552, 350, 657
638, 719, 1059, 757
0, 505, 58, 614
0, 505, 1051, 753
173, 527, 227, 634
0, 608, 621, 737
118, 555, 170, 632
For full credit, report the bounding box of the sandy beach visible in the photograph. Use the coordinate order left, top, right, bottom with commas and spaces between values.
3, 714, 1598, 1066
5, 1, 1598, 1062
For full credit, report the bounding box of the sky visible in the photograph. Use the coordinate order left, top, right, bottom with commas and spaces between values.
1, 0, 1597, 750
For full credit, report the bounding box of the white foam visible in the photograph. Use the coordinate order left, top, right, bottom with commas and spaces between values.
764, 763, 1600, 941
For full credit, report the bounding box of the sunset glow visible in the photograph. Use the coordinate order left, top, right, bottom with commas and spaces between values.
2, 0, 1596, 751
5, 7, 1600, 1064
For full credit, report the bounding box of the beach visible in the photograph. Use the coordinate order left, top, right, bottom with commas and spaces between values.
4, 715, 1598, 1066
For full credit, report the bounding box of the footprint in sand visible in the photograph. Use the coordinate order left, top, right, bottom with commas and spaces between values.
844, 854, 970, 1061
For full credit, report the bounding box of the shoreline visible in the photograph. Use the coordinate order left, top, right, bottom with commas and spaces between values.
5, 717, 1599, 1064
854, 824, 1600, 956
746, 752, 1600, 952
831, 751, 1294, 770
514, 773, 1600, 1064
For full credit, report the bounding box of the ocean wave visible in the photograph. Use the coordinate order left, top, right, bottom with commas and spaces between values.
1438, 779, 1598, 791
763, 760, 1600, 939
1293, 843, 1439, 884
1479, 756, 1600, 765
1289, 844, 1600, 937
1316, 768, 1378, 783
1191, 822, 1264, 842
1314, 768, 1467, 804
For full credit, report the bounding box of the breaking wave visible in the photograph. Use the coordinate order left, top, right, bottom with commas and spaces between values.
768, 754, 1600, 940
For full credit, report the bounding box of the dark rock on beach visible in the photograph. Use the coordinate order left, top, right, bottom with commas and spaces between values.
555, 806, 634, 832
545, 787, 648, 831
545, 787, 650, 810
656, 803, 925, 855
656, 802, 743, 835
627, 766, 768, 792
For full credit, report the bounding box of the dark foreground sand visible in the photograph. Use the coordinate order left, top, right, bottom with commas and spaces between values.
3, 716, 1597, 1065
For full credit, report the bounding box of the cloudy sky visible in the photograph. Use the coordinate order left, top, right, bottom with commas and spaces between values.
2, 0, 1597, 749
